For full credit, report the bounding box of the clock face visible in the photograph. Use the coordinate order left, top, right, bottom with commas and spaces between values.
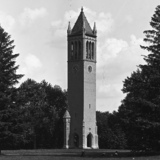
88, 66, 92, 73
73, 65, 79, 73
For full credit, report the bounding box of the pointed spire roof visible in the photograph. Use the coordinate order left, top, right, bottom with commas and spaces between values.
70, 7, 94, 36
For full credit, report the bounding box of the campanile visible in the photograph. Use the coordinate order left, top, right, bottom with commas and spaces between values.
64, 7, 98, 149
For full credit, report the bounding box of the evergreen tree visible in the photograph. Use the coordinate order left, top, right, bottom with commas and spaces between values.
118, 5, 160, 151
0, 26, 23, 153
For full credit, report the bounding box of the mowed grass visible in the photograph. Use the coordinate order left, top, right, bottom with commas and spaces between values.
0, 149, 160, 160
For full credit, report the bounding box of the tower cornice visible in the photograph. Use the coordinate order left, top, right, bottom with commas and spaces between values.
67, 60, 97, 63
68, 34, 97, 38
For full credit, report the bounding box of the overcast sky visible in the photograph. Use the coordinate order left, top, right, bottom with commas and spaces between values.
0, 0, 159, 112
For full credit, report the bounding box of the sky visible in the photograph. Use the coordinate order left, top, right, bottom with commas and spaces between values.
0, 0, 159, 112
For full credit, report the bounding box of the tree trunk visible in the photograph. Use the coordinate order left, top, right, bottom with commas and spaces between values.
32, 127, 37, 149
33, 133, 37, 149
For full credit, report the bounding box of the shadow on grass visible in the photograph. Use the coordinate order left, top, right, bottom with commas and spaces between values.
1, 149, 160, 159
73, 150, 160, 158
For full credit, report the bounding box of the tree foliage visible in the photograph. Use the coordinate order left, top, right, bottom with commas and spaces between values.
97, 111, 127, 149
0, 26, 23, 152
118, 5, 160, 151
0, 24, 68, 150
18, 79, 67, 149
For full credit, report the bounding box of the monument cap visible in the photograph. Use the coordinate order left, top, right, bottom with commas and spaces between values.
63, 110, 71, 118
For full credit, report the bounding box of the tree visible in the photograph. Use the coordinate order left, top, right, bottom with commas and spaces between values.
18, 79, 48, 149
38, 81, 67, 148
96, 111, 110, 148
42, 82, 67, 148
96, 111, 127, 149
118, 5, 160, 151
0, 26, 23, 153
18, 79, 67, 149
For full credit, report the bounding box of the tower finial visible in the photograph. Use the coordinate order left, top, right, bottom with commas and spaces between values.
93, 22, 97, 35
81, 7, 83, 12
67, 21, 72, 35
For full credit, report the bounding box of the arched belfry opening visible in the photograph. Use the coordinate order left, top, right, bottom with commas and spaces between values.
75, 41, 77, 59
71, 42, 74, 60
86, 41, 89, 59
64, 7, 99, 149
78, 41, 81, 59
74, 133, 79, 148
92, 42, 94, 59
87, 133, 92, 148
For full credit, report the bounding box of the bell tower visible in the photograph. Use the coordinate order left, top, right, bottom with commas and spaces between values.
66, 7, 98, 149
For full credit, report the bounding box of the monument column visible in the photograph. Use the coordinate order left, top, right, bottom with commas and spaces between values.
63, 110, 71, 149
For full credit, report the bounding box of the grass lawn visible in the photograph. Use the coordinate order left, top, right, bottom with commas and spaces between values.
0, 149, 160, 160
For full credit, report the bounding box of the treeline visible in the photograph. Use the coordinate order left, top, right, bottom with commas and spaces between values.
16, 79, 67, 149
97, 111, 127, 149
1, 78, 67, 150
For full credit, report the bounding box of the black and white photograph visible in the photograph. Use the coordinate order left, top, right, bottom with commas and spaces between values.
0, 0, 160, 159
